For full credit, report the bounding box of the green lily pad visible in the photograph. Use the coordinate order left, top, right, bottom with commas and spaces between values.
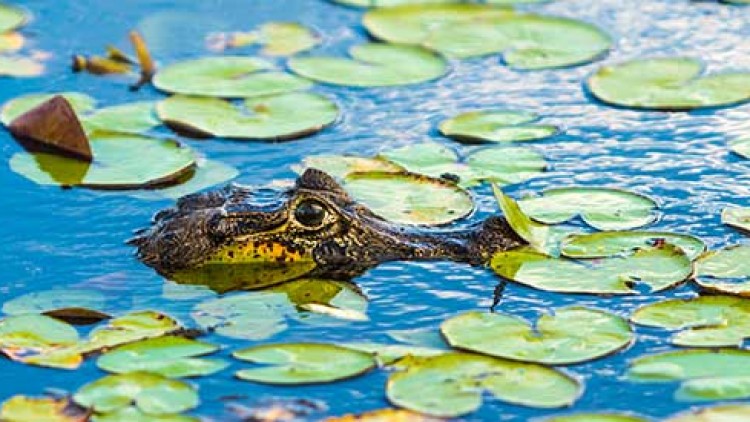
10, 133, 196, 189
289, 43, 447, 87
628, 349, 750, 401
0, 314, 79, 360
722, 207, 750, 233
491, 244, 692, 294
92, 406, 198, 422
233, 343, 376, 384
0, 396, 87, 422
342, 171, 474, 225
97, 336, 228, 378
729, 138, 750, 159
331, 0, 458, 7
586, 58, 750, 110
82, 102, 160, 135
441, 307, 632, 365
379, 143, 546, 188
561, 231, 706, 261
293, 155, 404, 180
517, 187, 658, 231
131, 159, 239, 201
153, 56, 311, 98
3, 289, 109, 324
156, 93, 338, 140
544, 414, 648, 422
0, 3, 26, 32
0, 32, 23, 53
73, 372, 199, 415
239, 22, 320, 56
387, 352, 580, 417
192, 279, 367, 340
1, 92, 96, 126
665, 404, 750, 422
0, 56, 44, 78
439, 110, 559, 144
494, 185, 554, 252
342, 342, 447, 366
631, 295, 750, 347
694, 245, 750, 296
363, 4, 611, 68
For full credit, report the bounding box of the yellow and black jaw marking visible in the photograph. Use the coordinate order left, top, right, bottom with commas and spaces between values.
203, 239, 313, 265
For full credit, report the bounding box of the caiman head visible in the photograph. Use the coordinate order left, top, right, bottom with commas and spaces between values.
130, 169, 525, 291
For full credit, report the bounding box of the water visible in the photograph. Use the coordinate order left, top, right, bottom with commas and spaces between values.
1, 0, 750, 420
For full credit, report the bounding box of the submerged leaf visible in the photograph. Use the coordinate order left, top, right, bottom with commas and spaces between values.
439, 110, 558, 144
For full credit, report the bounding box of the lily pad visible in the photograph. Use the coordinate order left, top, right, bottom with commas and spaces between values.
729, 138, 750, 159
439, 110, 559, 144
73, 372, 199, 415
0, 56, 43, 77
0, 3, 26, 33
233, 343, 376, 384
293, 155, 404, 180
92, 406, 198, 422
342, 342, 447, 366
0, 396, 87, 422
156, 93, 338, 140
665, 404, 750, 422
586, 58, 750, 110
228, 22, 320, 56
10, 133, 196, 189
0, 32, 23, 53
3, 289, 109, 324
363, 4, 611, 68
342, 171, 474, 225
379, 143, 546, 188
0, 314, 79, 360
722, 207, 750, 233
97, 336, 228, 378
694, 245, 750, 296
325, 408, 442, 422
1, 92, 96, 126
631, 295, 750, 347
494, 185, 554, 252
441, 307, 632, 365
491, 244, 692, 294
386, 352, 580, 417
331, 0, 458, 7
628, 349, 750, 401
82, 102, 160, 134
561, 231, 706, 260
544, 414, 648, 422
131, 159, 239, 201
153, 56, 311, 98
289, 43, 447, 87
517, 187, 658, 231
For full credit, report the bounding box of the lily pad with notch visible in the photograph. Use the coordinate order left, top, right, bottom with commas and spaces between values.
156, 92, 338, 141
441, 307, 633, 365
586, 58, 750, 111
153, 56, 311, 98
363, 4, 611, 69
233, 343, 376, 384
289, 43, 447, 87
561, 231, 705, 261
439, 110, 559, 144
3, 289, 110, 325
694, 245, 750, 296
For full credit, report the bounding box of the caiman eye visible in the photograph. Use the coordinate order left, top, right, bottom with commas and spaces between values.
294, 200, 327, 227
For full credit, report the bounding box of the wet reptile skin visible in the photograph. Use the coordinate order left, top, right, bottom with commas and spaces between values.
131, 169, 526, 282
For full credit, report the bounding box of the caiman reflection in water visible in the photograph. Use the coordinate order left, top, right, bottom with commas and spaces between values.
130, 169, 525, 291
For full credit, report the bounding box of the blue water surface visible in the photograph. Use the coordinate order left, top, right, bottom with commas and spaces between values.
2, 0, 750, 420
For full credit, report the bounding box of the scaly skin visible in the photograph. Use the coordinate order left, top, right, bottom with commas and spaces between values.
130, 169, 525, 285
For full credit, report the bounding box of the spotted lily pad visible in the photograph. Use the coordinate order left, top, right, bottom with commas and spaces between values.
441, 307, 632, 365
0, 396, 87, 422
153, 56, 311, 98
544, 414, 648, 422
156, 93, 338, 140
289, 43, 447, 87
293, 155, 404, 180
631, 295, 750, 347
3, 289, 109, 324
387, 352, 580, 417
517, 187, 658, 231
628, 349, 750, 401
587, 58, 750, 110
379, 143, 546, 188
439, 110, 559, 144
729, 138, 750, 159
665, 404, 750, 422
722, 207, 750, 233
10, 133, 196, 189
342, 171, 474, 225
694, 245, 750, 296
561, 231, 706, 260
0, 3, 26, 33
233, 343, 376, 384
491, 244, 692, 294
73, 372, 199, 415
364, 4, 611, 68
1, 92, 96, 126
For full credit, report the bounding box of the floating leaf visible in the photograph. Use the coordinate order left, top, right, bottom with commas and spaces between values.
97, 336, 228, 378
10, 133, 196, 189
386, 328, 447, 349
631, 295, 750, 347
233, 22, 320, 56
1, 92, 96, 126
325, 408, 443, 422
342, 342, 447, 366
494, 185, 553, 252
293, 155, 404, 180
331, 0, 459, 7
722, 207, 750, 234
729, 138, 750, 159
364, 4, 611, 68
517, 187, 658, 231
342, 171, 474, 225
82, 102, 160, 134
665, 404, 750, 422
587, 58, 750, 110
439, 110, 558, 144
156, 92, 338, 140
289, 43, 447, 87
628, 349, 750, 401
153, 56, 311, 98
0, 56, 43, 77
0, 3, 26, 33
0, 314, 79, 361
3, 289, 109, 324
694, 245, 750, 296
379, 143, 546, 188
386, 352, 580, 417
561, 231, 705, 261
73, 372, 199, 415
0, 396, 87, 422
131, 159, 239, 201
441, 307, 632, 365
544, 414, 647, 422
92, 406, 198, 422
0, 32, 23, 53
233, 343, 376, 384
491, 244, 692, 294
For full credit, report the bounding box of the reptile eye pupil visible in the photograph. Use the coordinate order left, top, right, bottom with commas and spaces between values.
295, 200, 326, 227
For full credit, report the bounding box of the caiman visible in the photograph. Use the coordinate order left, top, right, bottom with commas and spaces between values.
130, 169, 525, 291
